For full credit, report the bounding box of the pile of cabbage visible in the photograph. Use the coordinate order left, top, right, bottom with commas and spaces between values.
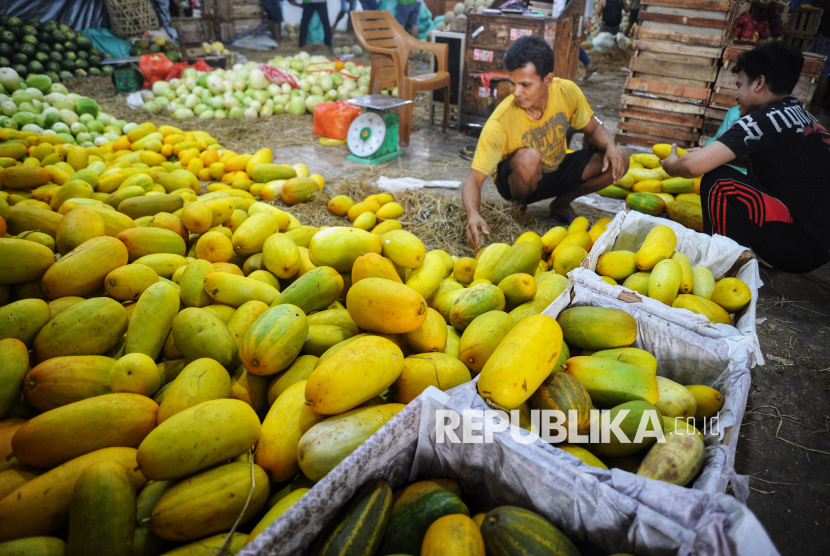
141, 53, 387, 121
0, 67, 130, 147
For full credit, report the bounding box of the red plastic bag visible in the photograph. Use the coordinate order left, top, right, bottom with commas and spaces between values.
164, 61, 190, 81
193, 58, 213, 72
259, 64, 299, 89
138, 54, 174, 88
312, 101, 362, 141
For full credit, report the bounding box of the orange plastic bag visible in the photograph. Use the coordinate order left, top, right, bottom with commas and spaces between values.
312, 101, 362, 141
138, 54, 174, 88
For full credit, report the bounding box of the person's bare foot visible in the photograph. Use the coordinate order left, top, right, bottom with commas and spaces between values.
549, 200, 577, 223
583, 62, 597, 81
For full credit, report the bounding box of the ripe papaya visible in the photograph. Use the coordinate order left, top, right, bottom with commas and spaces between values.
240, 304, 308, 376
596, 250, 637, 281
626, 192, 666, 216
405, 251, 446, 299
139, 399, 260, 480
478, 314, 563, 410
12, 393, 157, 469
281, 177, 319, 204
126, 282, 180, 360
450, 284, 506, 331
556, 306, 637, 351
309, 226, 383, 273
179, 260, 215, 308
5, 205, 63, 238
33, 298, 128, 363
402, 307, 448, 353
22, 356, 115, 412
117, 227, 186, 262
636, 225, 677, 271
257, 380, 326, 482
204, 272, 280, 307
305, 335, 404, 415
648, 259, 682, 305
0, 339, 29, 419
458, 311, 514, 374
274, 266, 344, 314
530, 371, 592, 439
56, 207, 105, 255
392, 353, 470, 404
41, 236, 129, 299
104, 264, 158, 301
347, 278, 428, 334
0, 238, 55, 286
490, 241, 543, 285
171, 309, 238, 370
0, 298, 51, 346
352, 252, 402, 283
380, 229, 426, 269
562, 356, 659, 407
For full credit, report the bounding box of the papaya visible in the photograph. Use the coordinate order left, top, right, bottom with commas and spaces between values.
22, 356, 115, 412
229, 366, 271, 414
622, 271, 650, 296
490, 241, 543, 285
159, 533, 248, 556
109, 353, 161, 397
592, 347, 657, 375
648, 258, 682, 305
117, 227, 186, 262
150, 462, 269, 542
156, 358, 231, 424
670, 251, 694, 294
458, 311, 514, 374
313, 480, 392, 556
352, 252, 402, 283
529, 371, 592, 439
0, 238, 55, 285
711, 277, 751, 313
298, 404, 404, 481
558, 445, 608, 469
637, 430, 705, 486
691, 266, 715, 299
393, 353, 471, 403
308, 308, 359, 334
662, 177, 695, 194
12, 393, 158, 469
227, 300, 270, 351
116, 194, 183, 220
0, 166, 52, 189
42, 236, 128, 299
308, 226, 382, 272
231, 213, 280, 256
421, 514, 485, 556
56, 207, 105, 255
672, 294, 733, 325
240, 304, 308, 376
126, 282, 180, 360
449, 284, 506, 331
179, 259, 215, 308
597, 184, 630, 199
685, 384, 724, 421
305, 335, 404, 415
299, 324, 353, 357
380, 229, 426, 269
33, 298, 128, 363
83, 204, 137, 237
0, 447, 147, 542
551, 231, 591, 261
203, 272, 280, 307
0, 298, 51, 346
636, 225, 677, 271
632, 179, 663, 193
51, 181, 95, 212
596, 250, 637, 281
552, 245, 588, 276
6, 204, 63, 239
655, 375, 697, 419
402, 307, 448, 353
102, 264, 157, 301
172, 308, 238, 369
477, 314, 562, 410
405, 251, 446, 299
473, 243, 511, 281
498, 272, 537, 310
0, 339, 29, 419
139, 398, 260, 480
266, 355, 318, 405
347, 278, 428, 334
596, 400, 664, 457
626, 192, 666, 216
535, 272, 568, 302
281, 176, 319, 204
66, 461, 136, 556
508, 298, 551, 325
327, 195, 354, 216
556, 306, 637, 350
377, 490, 468, 555
262, 233, 300, 279
562, 356, 659, 407
274, 266, 344, 314
0, 537, 66, 556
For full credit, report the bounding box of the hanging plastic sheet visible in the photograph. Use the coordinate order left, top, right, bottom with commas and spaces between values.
81, 28, 131, 58
0, 0, 110, 30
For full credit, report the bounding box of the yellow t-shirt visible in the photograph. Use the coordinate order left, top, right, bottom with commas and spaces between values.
471, 78, 594, 179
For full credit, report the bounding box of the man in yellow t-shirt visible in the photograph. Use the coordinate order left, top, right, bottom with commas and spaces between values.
462, 35, 629, 249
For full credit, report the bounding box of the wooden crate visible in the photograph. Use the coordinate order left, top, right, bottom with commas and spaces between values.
201, 0, 265, 43
786, 5, 823, 35
616, 98, 704, 148
635, 0, 736, 48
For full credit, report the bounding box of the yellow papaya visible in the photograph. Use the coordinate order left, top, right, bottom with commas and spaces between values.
556, 306, 637, 350
347, 278, 428, 334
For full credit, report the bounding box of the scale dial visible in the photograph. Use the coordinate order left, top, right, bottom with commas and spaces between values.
347, 112, 386, 158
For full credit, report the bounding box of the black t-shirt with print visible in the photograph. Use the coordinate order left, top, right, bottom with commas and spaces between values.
716, 96, 830, 246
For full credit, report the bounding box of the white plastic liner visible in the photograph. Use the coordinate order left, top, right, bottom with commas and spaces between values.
241, 385, 776, 556
579, 211, 763, 366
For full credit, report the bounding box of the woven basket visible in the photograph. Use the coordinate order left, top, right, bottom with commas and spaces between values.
104, 0, 160, 39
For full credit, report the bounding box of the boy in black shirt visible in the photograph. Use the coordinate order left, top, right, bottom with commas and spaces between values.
661, 41, 830, 274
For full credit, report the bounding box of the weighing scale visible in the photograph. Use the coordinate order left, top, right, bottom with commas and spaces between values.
345, 95, 413, 165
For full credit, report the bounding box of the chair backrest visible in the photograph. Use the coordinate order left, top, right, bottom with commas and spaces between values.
351, 11, 413, 91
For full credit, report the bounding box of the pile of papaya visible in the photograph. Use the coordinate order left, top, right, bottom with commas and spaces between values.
0, 122, 728, 554
595, 224, 753, 323
597, 144, 704, 232
304, 477, 587, 556
326, 192, 407, 234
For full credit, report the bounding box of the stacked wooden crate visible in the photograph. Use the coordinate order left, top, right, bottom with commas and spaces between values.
616, 0, 736, 149
784, 4, 823, 51
201, 0, 265, 44
711, 43, 825, 110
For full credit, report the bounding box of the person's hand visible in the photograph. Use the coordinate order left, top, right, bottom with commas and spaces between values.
661, 144, 681, 175
603, 146, 630, 183
466, 213, 490, 251
584, 17, 592, 33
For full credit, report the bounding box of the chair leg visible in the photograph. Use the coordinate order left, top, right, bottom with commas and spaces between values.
442, 85, 449, 133
399, 101, 413, 147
